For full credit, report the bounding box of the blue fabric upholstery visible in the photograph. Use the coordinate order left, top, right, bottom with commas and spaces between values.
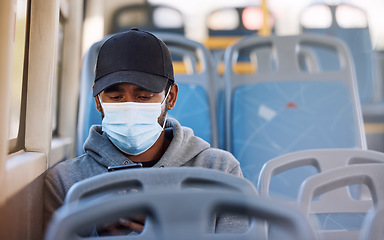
168, 84, 212, 144
232, 81, 358, 185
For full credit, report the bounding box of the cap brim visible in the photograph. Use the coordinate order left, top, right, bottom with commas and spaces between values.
93, 70, 169, 96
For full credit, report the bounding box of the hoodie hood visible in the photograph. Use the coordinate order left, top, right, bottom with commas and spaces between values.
83, 118, 210, 168
83, 125, 129, 167
155, 118, 211, 167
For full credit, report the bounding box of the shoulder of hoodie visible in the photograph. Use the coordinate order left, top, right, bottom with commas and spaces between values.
197, 147, 240, 165
45, 153, 105, 186
193, 147, 242, 175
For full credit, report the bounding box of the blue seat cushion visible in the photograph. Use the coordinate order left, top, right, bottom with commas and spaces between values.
232, 81, 358, 191
168, 84, 212, 144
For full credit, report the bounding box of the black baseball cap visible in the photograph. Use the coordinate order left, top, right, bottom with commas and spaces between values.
93, 28, 174, 97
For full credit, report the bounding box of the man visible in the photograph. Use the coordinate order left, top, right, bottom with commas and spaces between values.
44, 28, 244, 234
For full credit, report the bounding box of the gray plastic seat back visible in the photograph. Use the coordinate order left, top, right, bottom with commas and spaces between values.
65, 167, 257, 205
59, 168, 258, 239
298, 164, 384, 240
47, 190, 318, 240
224, 33, 366, 186
258, 148, 384, 200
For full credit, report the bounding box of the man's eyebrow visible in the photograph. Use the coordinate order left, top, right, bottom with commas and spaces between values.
103, 84, 155, 94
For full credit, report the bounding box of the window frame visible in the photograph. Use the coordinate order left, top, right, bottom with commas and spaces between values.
8, 0, 30, 154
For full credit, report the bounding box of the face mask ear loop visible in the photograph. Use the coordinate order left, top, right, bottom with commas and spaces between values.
161, 113, 168, 129
161, 87, 171, 129
161, 86, 171, 105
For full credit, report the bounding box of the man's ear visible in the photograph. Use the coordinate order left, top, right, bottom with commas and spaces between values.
94, 96, 103, 112
93, 85, 103, 113
167, 84, 178, 110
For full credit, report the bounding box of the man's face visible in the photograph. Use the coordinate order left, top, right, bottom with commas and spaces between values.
94, 82, 178, 126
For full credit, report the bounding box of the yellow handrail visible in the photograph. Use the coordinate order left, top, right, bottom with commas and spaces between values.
259, 0, 271, 36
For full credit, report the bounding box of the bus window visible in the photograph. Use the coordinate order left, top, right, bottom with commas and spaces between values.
207, 8, 239, 31
300, 4, 332, 29
242, 6, 273, 31
8, 0, 28, 153
152, 6, 184, 29
336, 4, 368, 28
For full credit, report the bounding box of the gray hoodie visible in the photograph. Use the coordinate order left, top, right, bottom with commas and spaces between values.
44, 118, 245, 232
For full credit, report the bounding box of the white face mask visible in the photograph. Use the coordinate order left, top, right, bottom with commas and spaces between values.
99, 89, 169, 155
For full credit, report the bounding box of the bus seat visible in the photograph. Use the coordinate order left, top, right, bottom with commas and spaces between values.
76, 37, 109, 156
300, 3, 379, 104
224, 33, 366, 186
298, 163, 384, 240
64, 167, 257, 205
48, 167, 259, 239
258, 148, 384, 235
155, 33, 218, 147
300, 3, 384, 154
46, 190, 317, 240
203, 6, 277, 149
215, 42, 319, 149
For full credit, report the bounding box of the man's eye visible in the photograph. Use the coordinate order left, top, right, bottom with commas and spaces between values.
110, 96, 123, 100
138, 95, 151, 100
